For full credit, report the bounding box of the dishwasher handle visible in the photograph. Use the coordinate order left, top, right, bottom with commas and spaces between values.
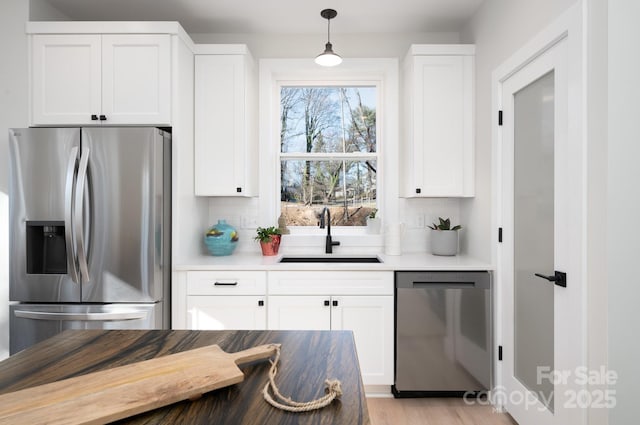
407, 281, 480, 290
395, 271, 491, 289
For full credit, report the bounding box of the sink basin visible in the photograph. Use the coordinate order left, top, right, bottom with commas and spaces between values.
279, 256, 382, 263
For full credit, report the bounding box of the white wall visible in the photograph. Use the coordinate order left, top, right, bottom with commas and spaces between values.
190, 32, 460, 58
585, 1, 608, 425
460, 0, 577, 262
194, 31, 465, 255
29, 0, 69, 20
0, 0, 30, 360
608, 1, 640, 423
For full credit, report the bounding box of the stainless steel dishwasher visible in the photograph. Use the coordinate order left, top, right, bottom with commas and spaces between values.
392, 271, 491, 397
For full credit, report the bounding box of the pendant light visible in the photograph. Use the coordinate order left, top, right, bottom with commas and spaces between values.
315, 9, 342, 67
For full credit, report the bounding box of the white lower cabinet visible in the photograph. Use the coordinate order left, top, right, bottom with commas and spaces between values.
268, 296, 331, 330
187, 295, 266, 330
332, 296, 394, 386
175, 269, 394, 386
267, 271, 394, 386
179, 271, 267, 330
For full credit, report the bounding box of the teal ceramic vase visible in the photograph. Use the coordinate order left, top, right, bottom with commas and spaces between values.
204, 220, 239, 256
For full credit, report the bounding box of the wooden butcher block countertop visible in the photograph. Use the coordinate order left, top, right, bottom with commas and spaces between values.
0, 330, 370, 425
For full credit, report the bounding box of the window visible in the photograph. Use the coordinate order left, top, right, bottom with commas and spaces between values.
279, 86, 378, 227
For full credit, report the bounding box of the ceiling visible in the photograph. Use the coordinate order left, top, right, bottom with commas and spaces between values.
33, 0, 485, 34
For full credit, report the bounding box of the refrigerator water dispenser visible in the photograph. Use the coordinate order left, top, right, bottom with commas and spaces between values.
26, 221, 67, 274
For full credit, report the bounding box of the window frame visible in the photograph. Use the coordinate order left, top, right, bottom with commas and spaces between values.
258, 59, 399, 238
278, 82, 380, 232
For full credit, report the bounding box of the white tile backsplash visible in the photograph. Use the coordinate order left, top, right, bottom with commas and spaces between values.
205, 196, 463, 255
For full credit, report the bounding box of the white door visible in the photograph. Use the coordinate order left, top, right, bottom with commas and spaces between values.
194, 54, 246, 196
31, 35, 101, 125
187, 296, 266, 330
411, 55, 474, 197
332, 296, 394, 385
499, 36, 583, 425
267, 296, 331, 330
101, 34, 171, 125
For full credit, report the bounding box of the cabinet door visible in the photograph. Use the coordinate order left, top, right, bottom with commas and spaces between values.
101, 34, 171, 125
332, 296, 394, 385
267, 296, 330, 330
187, 295, 266, 330
194, 55, 249, 196
31, 35, 101, 125
410, 55, 474, 197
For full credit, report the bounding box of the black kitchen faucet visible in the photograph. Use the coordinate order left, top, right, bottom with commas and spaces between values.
319, 207, 340, 254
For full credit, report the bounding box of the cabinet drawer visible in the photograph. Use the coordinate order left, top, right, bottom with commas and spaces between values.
268, 271, 393, 296
186, 271, 266, 295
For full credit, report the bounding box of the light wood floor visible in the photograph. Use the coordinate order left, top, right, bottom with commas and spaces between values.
367, 398, 518, 425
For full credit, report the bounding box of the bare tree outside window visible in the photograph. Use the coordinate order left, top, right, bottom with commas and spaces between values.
280, 86, 377, 226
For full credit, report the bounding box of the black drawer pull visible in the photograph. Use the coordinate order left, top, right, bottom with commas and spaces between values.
324, 300, 330, 306
258, 300, 264, 306
91, 114, 98, 121
99, 114, 107, 121
213, 281, 238, 286
332, 300, 338, 307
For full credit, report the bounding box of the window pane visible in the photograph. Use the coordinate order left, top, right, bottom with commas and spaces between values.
281, 159, 377, 226
280, 87, 376, 154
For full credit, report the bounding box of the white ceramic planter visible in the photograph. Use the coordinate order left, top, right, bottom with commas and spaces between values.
430, 230, 459, 256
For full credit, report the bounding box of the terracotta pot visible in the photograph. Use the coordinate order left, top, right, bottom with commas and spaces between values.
259, 235, 281, 256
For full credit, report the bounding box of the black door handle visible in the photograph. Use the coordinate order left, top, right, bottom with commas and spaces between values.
534, 271, 567, 287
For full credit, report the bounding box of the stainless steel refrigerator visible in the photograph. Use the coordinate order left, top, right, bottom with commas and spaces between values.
8, 127, 171, 354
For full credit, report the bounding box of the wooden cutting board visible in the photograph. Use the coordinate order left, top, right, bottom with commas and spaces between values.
0, 343, 279, 425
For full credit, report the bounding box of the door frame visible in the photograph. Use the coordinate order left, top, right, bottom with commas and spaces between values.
491, 2, 586, 424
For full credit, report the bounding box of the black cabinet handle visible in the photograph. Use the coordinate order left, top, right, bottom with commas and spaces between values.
99, 115, 107, 121
332, 300, 338, 307
534, 271, 567, 287
236, 187, 242, 193
415, 188, 421, 194
324, 300, 330, 306
91, 114, 98, 121
258, 300, 264, 307
213, 281, 238, 286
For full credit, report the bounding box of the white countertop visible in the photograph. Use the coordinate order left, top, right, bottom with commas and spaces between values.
174, 253, 493, 271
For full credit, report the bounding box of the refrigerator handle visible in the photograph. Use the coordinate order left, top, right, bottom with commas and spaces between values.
64, 146, 80, 284
14, 310, 148, 322
75, 147, 91, 283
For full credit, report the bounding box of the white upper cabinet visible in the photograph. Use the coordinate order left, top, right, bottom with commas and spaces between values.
101, 35, 171, 125
194, 46, 257, 197
31, 33, 171, 126
402, 45, 475, 197
31, 35, 101, 125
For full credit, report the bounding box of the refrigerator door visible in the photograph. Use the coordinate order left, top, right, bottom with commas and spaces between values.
9, 128, 81, 302
9, 303, 164, 354
80, 128, 168, 303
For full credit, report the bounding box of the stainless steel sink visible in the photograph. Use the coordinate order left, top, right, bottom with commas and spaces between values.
279, 256, 382, 263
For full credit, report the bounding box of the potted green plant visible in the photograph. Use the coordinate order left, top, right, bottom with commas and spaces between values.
428, 217, 462, 256
254, 226, 282, 256
366, 208, 381, 234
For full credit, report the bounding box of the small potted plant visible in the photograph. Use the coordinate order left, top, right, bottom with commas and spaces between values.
366, 208, 381, 234
428, 217, 462, 256
254, 226, 282, 256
